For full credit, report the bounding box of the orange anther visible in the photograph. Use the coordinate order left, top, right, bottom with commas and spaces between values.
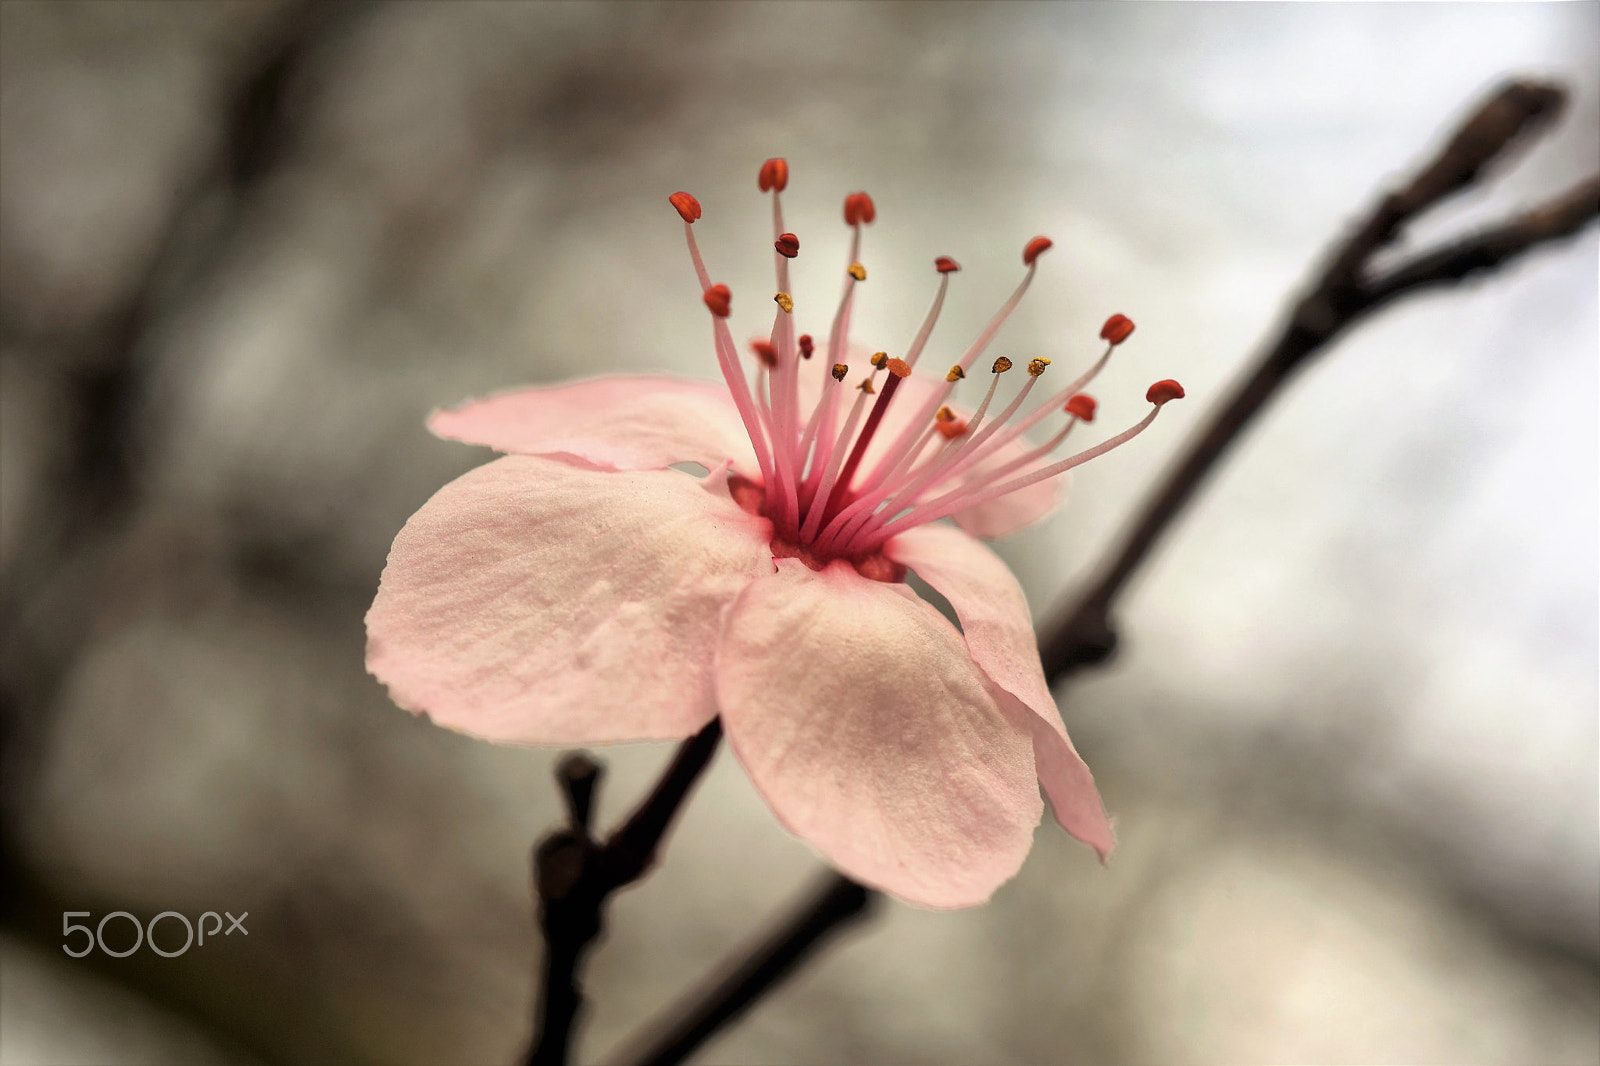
831, 363, 848, 381
934, 256, 961, 274
844, 191, 877, 226
669, 192, 702, 224
935, 406, 957, 421
774, 232, 800, 258
886, 358, 911, 378
858, 377, 876, 394
798, 334, 815, 359
703, 284, 732, 317
751, 339, 778, 368
992, 356, 1013, 374
1027, 357, 1051, 377
1146, 379, 1185, 406
1022, 236, 1053, 265
1100, 313, 1135, 345
774, 292, 793, 313
936, 417, 969, 440
847, 262, 867, 282
758, 158, 789, 193
946, 365, 965, 382
1064, 394, 1097, 422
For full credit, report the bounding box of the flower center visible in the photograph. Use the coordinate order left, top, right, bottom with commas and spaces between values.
669, 162, 1183, 572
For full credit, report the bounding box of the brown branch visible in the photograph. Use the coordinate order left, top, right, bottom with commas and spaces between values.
612, 873, 877, 1066
1038, 79, 1599, 682
525, 718, 724, 1066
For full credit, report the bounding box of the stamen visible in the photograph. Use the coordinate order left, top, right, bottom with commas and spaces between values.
856, 380, 1183, 550
758, 157, 790, 192
821, 356, 911, 521
832, 363, 848, 381
751, 339, 778, 368
870, 351, 889, 369
669, 191, 702, 224
775, 292, 794, 313
775, 233, 800, 258
1064, 393, 1098, 422
1023, 236, 1053, 265
844, 191, 876, 226
1027, 357, 1051, 376
703, 284, 732, 317
947, 365, 966, 382
799, 334, 815, 359
902, 257, 957, 369
1101, 313, 1135, 345
858, 376, 876, 394
848, 262, 867, 281
936, 406, 969, 440
992, 356, 1013, 374
935, 256, 961, 273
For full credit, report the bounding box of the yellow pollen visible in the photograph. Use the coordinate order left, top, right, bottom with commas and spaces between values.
858, 377, 876, 394
992, 356, 1013, 374
774, 292, 793, 313
832, 363, 848, 381
935, 405, 956, 422
946, 365, 966, 382
870, 351, 889, 369
1027, 357, 1051, 377
848, 262, 867, 281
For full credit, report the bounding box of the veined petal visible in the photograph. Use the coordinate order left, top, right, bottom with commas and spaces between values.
716, 558, 1042, 908
429, 374, 759, 475
367, 456, 773, 744
885, 524, 1114, 859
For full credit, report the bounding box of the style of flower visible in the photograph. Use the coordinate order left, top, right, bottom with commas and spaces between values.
365, 159, 1183, 907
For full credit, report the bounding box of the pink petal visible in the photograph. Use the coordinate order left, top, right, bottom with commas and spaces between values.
884, 524, 1114, 859
429, 374, 759, 475
947, 473, 1062, 540
366, 456, 774, 744
716, 558, 1042, 908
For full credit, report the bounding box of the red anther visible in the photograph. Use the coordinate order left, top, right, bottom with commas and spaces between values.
775, 232, 800, 258
703, 284, 732, 317
936, 417, 970, 440
758, 158, 789, 193
669, 192, 702, 224
1022, 236, 1053, 265
1146, 379, 1185, 406
1064, 394, 1098, 422
1100, 313, 1135, 345
798, 334, 815, 359
886, 358, 911, 378
934, 256, 961, 274
750, 339, 778, 368
843, 191, 877, 226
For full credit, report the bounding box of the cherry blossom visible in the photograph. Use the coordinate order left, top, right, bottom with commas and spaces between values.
366, 161, 1183, 907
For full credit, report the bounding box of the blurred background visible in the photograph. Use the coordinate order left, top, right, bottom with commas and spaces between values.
1, 2, 1596, 1064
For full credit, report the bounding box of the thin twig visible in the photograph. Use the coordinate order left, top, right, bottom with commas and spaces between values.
525, 718, 724, 1066
1038, 79, 1599, 681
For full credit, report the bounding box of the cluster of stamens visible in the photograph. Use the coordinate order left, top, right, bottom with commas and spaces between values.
670, 161, 1183, 569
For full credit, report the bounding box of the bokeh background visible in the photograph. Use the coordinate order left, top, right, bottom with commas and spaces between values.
2, 2, 1596, 1064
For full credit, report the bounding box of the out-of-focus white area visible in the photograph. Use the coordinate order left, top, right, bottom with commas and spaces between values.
1, 2, 1594, 1063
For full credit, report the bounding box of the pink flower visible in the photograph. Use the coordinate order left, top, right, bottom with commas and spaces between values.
366, 163, 1183, 908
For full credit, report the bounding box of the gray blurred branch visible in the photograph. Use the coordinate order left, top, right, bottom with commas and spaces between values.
1039, 78, 1599, 680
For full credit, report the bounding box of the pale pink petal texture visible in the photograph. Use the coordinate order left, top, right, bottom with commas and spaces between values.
367, 456, 774, 744
947, 472, 1061, 540
885, 524, 1114, 859
716, 558, 1043, 907
429, 374, 759, 475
